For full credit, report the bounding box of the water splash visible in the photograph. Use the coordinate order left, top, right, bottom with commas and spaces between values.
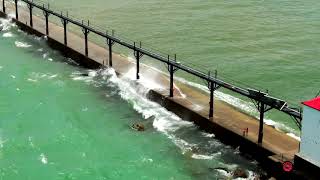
15, 41, 32, 48
2, 32, 14, 37
69, 68, 261, 179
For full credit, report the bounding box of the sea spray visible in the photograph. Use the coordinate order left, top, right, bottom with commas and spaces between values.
69, 68, 260, 178
118, 58, 299, 137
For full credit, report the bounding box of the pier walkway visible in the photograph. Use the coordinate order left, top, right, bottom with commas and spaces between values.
1, 0, 299, 168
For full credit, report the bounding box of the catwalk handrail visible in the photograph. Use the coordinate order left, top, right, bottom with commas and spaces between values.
9, 0, 303, 123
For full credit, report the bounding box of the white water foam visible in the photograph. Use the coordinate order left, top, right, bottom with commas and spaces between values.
15, 41, 32, 48
126, 55, 186, 97
39, 153, 48, 164
191, 152, 221, 160
28, 72, 58, 83
73, 68, 222, 160
28, 136, 35, 148
201, 132, 215, 138
69, 68, 263, 179
0, 17, 15, 31
0, 137, 7, 149
2, 32, 13, 37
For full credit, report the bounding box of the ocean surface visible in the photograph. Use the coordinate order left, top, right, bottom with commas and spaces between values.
0, 18, 260, 179
34, 0, 320, 134
0, 0, 319, 179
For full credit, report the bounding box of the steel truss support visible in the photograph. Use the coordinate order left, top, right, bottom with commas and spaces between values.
81, 20, 90, 57
206, 71, 221, 118
251, 100, 273, 144
106, 34, 115, 67
133, 42, 143, 80
289, 110, 302, 130
166, 54, 179, 97
27, 3, 33, 27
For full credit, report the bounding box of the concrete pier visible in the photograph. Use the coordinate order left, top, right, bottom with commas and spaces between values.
0, 1, 309, 179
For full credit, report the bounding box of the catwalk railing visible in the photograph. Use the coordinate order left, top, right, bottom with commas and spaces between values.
1, 0, 302, 143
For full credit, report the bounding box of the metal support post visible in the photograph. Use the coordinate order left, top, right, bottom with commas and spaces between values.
169, 64, 174, 97
81, 20, 90, 57
133, 42, 143, 80
3, 0, 5, 14
14, 0, 18, 20
42, 8, 49, 36
136, 52, 140, 79
251, 97, 272, 145
209, 82, 214, 117
106, 38, 114, 67
167, 55, 179, 97
45, 14, 49, 35
58, 12, 69, 46
206, 71, 220, 118
84, 29, 88, 56
63, 19, 67, 45
258, 103, 265, 144
27, 3, 33, 27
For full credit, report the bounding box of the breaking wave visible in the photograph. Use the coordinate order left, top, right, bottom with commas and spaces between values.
70, 68, 259, 178
0, 17, 15, 31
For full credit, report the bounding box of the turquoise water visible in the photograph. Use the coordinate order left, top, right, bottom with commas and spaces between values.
32, 0, 320, 133
0, 19, 261, 179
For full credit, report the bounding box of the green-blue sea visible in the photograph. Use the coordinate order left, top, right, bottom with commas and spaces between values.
1, 0, 319, 179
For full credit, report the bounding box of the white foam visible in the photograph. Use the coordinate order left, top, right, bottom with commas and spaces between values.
2, 32, 13, 37
69, 67, 261, 177
142, 157, 153, 163
7, 13, 16, 19
191, 152, 221, 160
0, 18, 15, 31
27, 78, 37, 82
39, 153, 48, 164
0, 137, 7, 149
125, 56, 186, 97
121, 65, 164, 91
42, 53, 49, 59
28, 136, 34, 148
48, 74, 58, 79
29, 72, 58, 82
15, 41, 32, 48
93, 68, 215, 159
216, 169, 231, 177
70, 71, 94, 83
201, 132, 215, 138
